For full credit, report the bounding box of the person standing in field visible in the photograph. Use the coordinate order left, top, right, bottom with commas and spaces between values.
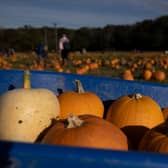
36, 41, 48, 67
59, 34, 70, 65
36, 41, 45, 64
43, 44, 48, 68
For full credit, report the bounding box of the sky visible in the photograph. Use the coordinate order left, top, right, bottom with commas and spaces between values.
1, 0, 168, 29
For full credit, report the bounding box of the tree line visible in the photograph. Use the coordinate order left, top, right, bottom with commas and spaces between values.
0, 15, 167, 53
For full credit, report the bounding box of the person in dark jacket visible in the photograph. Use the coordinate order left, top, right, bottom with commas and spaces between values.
36, 41, 48, 67
36, 41, 45, 64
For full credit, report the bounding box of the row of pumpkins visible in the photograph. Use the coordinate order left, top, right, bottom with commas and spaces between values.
0, 70, 168, 154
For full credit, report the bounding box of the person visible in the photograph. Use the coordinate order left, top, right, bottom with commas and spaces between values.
43, 44, 48, 68
7, 48, 15, 57
59, 34, 70, 65
36, 41, 48, 67
36, 41, 45, 64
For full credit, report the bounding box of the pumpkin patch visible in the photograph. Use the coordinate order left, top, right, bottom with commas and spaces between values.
1, 51, 168, 83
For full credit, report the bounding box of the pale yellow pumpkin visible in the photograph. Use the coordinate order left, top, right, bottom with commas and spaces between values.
0, 70, 60, 143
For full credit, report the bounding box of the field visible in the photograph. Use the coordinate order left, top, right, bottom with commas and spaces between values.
0, 51, 168, 84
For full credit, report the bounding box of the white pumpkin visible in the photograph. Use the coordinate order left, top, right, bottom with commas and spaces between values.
0, 70, 60, 142
0, 88, 60, 143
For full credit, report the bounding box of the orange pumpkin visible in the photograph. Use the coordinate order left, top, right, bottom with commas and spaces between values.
58, 80, 104, 119
106, 93, 164, 149
106, 93, 164, 129
144, 62, 152, 70
139, 120, 168, 153
42, 114, 128, 151
143, 69, 152, 80
154, 70, 166, 82
122, 69, 134, 81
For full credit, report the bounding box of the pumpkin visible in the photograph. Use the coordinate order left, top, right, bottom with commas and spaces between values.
144, 62, 152, 70
42, 114, 128, 151
122, 69, 134, 80
106, 93, 164, 128
143, 69, 152, 80
106, 93, 164, 149
0, 70, 60, 143
154, 70, 166, 82
162, 107, 168, 121
58, 80, 104, 119
139, 120, 168, 153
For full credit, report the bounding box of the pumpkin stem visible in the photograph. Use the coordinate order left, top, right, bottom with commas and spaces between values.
67, 114, 84, 128
132, 93, 142, 99
23, 70, 31, 89
75, 80, 85, 94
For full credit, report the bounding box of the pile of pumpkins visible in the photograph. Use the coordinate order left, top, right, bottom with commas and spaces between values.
0, 70, 168, 154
